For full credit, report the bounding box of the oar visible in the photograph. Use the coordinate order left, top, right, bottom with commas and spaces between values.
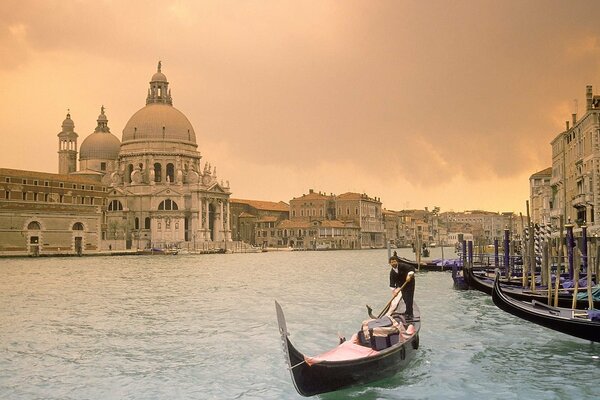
366, 271, 414, 319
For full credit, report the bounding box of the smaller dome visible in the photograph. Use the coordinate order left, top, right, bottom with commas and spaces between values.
151, 71, 168, 82
80, 131, 121, 160
62, 113, 74, 130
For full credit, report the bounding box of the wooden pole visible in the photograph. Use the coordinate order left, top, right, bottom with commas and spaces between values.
520, 213, 527, 287
526, 201, 535, 292
415, 228, 421, 271
543, 241, 550, 305
572, 244, 580, 309
554, 216, 564, 307
586, 237, 593, 310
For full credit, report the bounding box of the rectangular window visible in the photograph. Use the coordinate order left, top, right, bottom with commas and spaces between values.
5, 190, 9, 199
81, 185, 85, 190
33, 193, 38, 201
44, 181, 49, 186
101, 162, 106, 171
59, 195, 64, 203
22, 179, 27, 184
59, 182, 64, 188
33, 180, 38, 186
73, 184, 76, 189
90, 186, 94, 191
22, 192, 26, 200
5, 177, 10, 183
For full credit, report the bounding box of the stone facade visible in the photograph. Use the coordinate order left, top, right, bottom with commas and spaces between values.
230, 198, 289, 244
0, 168, 106, 255
530, 167, 552, 226
550, 85, 600, 231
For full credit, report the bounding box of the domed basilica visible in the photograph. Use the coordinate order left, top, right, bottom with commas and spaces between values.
66, 62, 232, 250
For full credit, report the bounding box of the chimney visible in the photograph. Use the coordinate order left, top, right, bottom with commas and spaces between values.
566, 121, 570, 130
572, 113, 577, 126
587, 85, 593, 110
309, 189, 314, 194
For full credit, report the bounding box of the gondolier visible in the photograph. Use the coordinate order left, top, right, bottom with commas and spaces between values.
389, 256, 416, 320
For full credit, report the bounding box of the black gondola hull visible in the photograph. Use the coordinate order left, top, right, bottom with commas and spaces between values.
464, 266, 600, 310
276, 301, 420, 397
491, 273, 600, 342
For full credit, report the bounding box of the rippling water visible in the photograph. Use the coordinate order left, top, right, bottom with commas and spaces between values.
0, 248, 598, 399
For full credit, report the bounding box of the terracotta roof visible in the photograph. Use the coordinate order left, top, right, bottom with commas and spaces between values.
291, 191, 335, 201
238, 211, 256, 218
230, 198, 289, 211
337, 192, 380, 202
530, 167, 552, 179
276, 219, 358, 229
0, 168, 105, 185
276, 219, 312, 229
256, 216, 279, 223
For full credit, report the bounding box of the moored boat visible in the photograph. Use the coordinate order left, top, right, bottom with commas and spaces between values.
464, 266, 600, 310
275, 300, 421, 396
491, 272, 600, 342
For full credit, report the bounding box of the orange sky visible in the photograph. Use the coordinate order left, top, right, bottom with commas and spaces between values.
2, 0, 600, 214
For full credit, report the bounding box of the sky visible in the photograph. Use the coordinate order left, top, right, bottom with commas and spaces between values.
2, 0, 600, 215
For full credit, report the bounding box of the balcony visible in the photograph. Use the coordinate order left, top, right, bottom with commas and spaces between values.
572, 193, 586, 208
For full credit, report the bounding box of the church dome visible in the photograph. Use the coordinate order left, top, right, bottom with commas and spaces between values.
80, 106, 121, 160
121, 62, 197, 146
121, 104, 197, 144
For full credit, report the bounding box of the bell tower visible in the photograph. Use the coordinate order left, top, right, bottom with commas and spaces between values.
57, 111, 78, 174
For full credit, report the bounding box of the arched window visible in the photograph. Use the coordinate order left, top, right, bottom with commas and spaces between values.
166, 163, 175, 183
154, 163, 162, 182
158, 199, 178, 211
108, 200, 123, 211
27, 221, 41, 230
134, 217, 139, 230
72, 222, 84, 230
127, 164, 134, 183
144, 217, 151, 229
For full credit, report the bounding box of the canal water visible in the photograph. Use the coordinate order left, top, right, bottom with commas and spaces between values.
0, 248, 598, 399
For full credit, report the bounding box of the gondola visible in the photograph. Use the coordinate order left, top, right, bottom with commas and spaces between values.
464, 265, 600, 310
491, 272, 600, 342
275, 300, 421, 396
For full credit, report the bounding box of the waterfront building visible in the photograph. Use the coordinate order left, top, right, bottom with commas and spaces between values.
255, 219, 360, 250
289, 189, 335, 221
529, 167, 552, 226
0, 168, 107, 255
444, 210, 519, 245
336, 192, 384, 248
549, 85, 600, 232
230, 198, 289, 245
383, 209, 401, 246
0, 63, 233, 255
104, 63, 232, 250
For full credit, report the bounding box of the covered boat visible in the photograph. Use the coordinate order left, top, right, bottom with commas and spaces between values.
275, 301, 421, 396
491, 272, 600, 343
464, 266, 600, 310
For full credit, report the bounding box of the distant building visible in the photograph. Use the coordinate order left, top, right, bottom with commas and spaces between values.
550, 84, 600, 232
230, 198, 289, 244
256, 218, 360, 249
336, 192, 384, 248
529, 167, 552, 226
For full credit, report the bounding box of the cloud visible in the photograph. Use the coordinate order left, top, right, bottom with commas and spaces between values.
3, 0, 600, 214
